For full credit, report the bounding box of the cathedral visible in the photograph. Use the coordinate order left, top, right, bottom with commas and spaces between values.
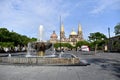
50, 23, 83, 46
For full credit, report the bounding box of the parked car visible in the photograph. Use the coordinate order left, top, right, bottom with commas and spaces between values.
81, 45, 90, 51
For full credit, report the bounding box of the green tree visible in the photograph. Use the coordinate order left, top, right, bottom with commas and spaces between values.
114, 23, 120, 35
54, 43, 60, 48
54, 43, 73, 49
88, 32, 107, 50
0, 28, 37, 48
0, 28, 10, 42
0, 42, 14, 48
76, 40, 89, 48
88, 32, 107, 42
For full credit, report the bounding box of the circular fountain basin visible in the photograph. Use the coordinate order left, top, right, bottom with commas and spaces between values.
0, 53, 89, 66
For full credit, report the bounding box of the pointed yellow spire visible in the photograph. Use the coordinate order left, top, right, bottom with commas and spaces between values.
61, 23, 64, 32
78, 24, 82, 32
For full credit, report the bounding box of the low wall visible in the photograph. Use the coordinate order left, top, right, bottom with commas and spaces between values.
0, 57, 80, 65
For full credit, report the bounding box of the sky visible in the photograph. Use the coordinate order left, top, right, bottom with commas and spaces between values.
0, 0, 120, 40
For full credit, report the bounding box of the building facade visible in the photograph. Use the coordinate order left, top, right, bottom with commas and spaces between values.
50, 31, 58, 43
108, 35, 120, 52
50, 23, 84, 46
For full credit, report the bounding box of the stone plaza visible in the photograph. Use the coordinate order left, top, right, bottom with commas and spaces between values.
0, 51, 120, 80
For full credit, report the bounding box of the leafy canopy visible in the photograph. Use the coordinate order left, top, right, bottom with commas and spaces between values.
114, 23, 120, 35
0, 28, 37, 47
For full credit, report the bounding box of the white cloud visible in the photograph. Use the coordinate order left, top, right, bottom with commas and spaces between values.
90, 0, 120, 14
0, 0, 119, 40
0, 0, 73, 40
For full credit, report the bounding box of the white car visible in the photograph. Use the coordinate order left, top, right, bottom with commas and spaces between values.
81, 45, 90, 51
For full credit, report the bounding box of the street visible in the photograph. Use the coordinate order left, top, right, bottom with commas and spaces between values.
0, 52, 120, 80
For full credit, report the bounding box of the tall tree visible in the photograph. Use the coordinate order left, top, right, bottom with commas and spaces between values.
0, 28, 37, 47
88, 32, 107, 50
88, 32, 107, 42
76, 41, 89, 48
114, 23, 120, 35
0, 28, 10, 42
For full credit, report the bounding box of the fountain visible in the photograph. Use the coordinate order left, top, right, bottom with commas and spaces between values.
26, 25, 52, 57
25, 42, 33, 57
38, 25, 44, 42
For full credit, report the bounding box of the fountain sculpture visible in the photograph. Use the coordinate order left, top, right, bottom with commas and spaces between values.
26, 25, 52, 57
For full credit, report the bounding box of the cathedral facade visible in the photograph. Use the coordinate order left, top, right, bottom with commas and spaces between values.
50, 23, 83, 46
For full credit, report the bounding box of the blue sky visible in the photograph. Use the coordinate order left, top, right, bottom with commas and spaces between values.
0, 0, 120, 40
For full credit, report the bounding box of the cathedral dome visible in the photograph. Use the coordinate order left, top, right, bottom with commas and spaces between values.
70, 29, 77, 35
50, 31, 58, 38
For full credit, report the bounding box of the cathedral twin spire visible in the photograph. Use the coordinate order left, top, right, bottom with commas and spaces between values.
78, 24, 83, 40
60, 23, 83, 41
60, 23, 82, 32
60, 23, 65, 39
61, 23, 64, 32
78, 24, 82, 32
50, 22, 83, 44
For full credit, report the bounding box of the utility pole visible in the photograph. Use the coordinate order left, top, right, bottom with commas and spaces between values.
60, 16, 61, 53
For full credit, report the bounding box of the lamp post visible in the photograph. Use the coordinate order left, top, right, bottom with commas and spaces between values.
108, 27, 110, 52
108, 27, 110, 38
